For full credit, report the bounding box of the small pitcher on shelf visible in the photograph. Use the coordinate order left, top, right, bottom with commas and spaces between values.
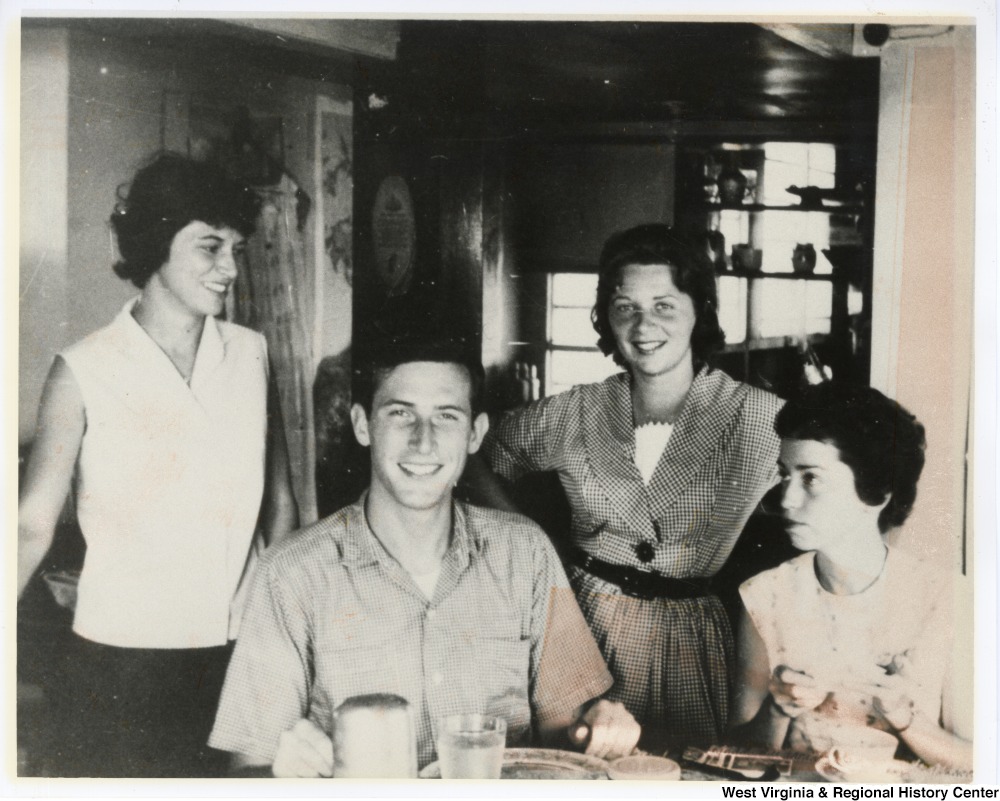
792, 244, 817, 275
732, 244, 762, 272
716, 163, 749, 206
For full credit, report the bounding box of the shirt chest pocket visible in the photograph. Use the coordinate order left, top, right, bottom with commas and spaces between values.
313, 617, 418, 715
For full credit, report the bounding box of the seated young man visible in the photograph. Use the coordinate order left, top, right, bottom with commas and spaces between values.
209, 338, 640, 776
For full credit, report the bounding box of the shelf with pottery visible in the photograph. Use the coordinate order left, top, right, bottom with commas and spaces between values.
718, 269, 845, 282
690, 202, 864, 215
719, 332, 830, 355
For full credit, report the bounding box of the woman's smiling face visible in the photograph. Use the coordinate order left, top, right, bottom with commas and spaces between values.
608, 262, 697, 378
148, 220, 244, 318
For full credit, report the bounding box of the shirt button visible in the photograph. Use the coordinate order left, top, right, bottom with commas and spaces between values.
432, 672, 443, 685
427, 609, 437, 620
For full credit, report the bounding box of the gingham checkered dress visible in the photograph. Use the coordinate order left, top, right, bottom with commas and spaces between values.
483, 366, 783, 748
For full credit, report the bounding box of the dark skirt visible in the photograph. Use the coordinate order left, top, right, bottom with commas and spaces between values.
52, 634, 234, 778
568, 565, 733, 753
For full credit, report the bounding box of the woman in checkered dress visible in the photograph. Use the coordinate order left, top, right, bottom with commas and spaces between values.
479, 225, 783, 750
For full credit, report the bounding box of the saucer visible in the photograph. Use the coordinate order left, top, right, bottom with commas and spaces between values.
608, 755, 681, 780
816, 755, 911, 783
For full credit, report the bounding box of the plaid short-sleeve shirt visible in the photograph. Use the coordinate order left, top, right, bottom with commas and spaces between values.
209, 497, 612, 769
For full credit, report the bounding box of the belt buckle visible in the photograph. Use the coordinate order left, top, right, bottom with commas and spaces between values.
620, 570, 657, 600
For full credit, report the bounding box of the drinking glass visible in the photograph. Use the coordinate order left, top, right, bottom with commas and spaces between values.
436, 714, 507, 779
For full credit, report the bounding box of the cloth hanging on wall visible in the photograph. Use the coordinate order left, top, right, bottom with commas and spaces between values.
234, 174, 318, 522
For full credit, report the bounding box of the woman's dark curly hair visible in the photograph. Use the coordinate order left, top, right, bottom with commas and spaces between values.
775, 382, 927, 533
110, 152, 260, 288
591, 224, 726, 368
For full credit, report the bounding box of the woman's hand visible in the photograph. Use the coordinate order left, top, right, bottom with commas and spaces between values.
768, 666, 829, 718
868, 653, 919, 732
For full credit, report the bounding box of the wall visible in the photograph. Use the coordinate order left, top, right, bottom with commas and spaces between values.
19, 27, 69, 443
869, 26, 975, 573
493, 141, 675, 397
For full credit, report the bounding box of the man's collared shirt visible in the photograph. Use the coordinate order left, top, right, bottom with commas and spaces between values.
209, 496, 612, 769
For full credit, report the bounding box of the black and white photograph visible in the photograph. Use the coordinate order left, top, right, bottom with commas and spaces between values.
6, 2, 996, 793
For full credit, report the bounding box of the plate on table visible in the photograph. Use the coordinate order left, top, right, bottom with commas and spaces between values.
420, 748, 610, 779
815, 755, 912, 783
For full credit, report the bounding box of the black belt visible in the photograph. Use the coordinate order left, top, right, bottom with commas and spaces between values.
566, 545, 713, 601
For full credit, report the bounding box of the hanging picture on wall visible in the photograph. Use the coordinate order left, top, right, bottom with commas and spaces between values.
321, 105, 353, 286
162, 93, 286, 188
371, 174, 416, 297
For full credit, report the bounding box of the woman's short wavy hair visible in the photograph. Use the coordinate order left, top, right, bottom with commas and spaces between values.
591, 224, 726, 368
110, 152, 260, 288
775, 382, 927, 533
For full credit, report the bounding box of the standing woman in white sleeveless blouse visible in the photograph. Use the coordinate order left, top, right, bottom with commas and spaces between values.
474, 225, 784, 751
17, 153, 299, 777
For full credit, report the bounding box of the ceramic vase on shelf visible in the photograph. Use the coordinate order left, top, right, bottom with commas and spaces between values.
717, 167, 748, 206
716, 154, 748, 206
792, 244, 817, 274
732, 244, 762, 272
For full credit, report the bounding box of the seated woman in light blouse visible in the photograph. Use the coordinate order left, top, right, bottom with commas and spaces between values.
731, 383, 972, 771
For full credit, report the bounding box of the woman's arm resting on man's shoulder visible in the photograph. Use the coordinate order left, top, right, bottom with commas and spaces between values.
18, 358, 85, 599
459, 453, 522, 514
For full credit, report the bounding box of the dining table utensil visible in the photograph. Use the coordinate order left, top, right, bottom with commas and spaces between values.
332, 693, 417, 778
680, 758, 782, 782
789, 721, 898, 762
608, 755, 681, 780
816, 753, 912, 783
436, 714, 507, 779
683, 745, 795, 777
420, 748, 610, 779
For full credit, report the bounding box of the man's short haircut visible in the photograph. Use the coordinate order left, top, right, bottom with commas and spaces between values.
354, 336, 486, 418
775, 382, 926, 533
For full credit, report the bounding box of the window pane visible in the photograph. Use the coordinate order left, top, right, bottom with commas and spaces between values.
547, 349, 621, 396
848, 283, 864, 316
760, 142, 836, 205
808, 143, 837, 181
760, 160, 806, 205
750, 279, 831, 339
551, 272, 599, 308
550, 307, 599, 348
718, 275, 747, 344
758, 211, 833, 273
719, 209, 749, 248
805, 281, 833, 317
764, 141, 808, 166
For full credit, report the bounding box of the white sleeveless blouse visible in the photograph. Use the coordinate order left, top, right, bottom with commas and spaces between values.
61, 298, 269, 648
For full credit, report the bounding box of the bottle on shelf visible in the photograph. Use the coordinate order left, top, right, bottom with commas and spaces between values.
797, 338, 833, 386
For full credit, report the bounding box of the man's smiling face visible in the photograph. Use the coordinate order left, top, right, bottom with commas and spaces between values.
351, 361, 488, 513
